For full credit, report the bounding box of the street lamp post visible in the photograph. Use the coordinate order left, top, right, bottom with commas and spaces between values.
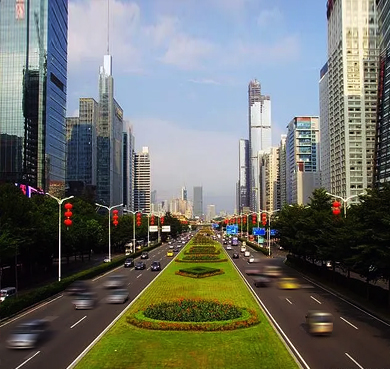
260, 209, 280, 257
326, 192, 365, 218
95, 203, 123, 262
128, 209, 144, 253
46, 193, 74, 281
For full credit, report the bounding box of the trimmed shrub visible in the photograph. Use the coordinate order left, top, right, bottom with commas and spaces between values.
176, 266, 224, 278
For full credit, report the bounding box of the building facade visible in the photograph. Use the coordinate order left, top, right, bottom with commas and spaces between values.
278, 134, 287, 207
286, 117, 321, 205
193, 186, 203, 218
248, 79, 271, 212
327, 0, 379, 199
0, 0, 68, 195
238, 138, 250, 212
123, 120, 135, 211
206, 204, 216, 221
134, 146, 151, 213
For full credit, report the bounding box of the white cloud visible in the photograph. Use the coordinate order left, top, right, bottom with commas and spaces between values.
257, 7, 283, 27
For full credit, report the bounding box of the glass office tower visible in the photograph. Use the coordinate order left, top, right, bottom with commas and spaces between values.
0, 0, 68, 195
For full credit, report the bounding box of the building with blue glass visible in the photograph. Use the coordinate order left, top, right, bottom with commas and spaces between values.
0, 0, 68, 195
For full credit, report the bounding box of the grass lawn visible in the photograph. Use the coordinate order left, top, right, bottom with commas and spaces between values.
75, 237, 299, 369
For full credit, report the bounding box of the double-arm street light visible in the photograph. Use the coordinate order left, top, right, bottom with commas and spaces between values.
46, 193, 74, 281
96, 203, 123, 262
128, 209, 144, 254
326, 192, 365, 218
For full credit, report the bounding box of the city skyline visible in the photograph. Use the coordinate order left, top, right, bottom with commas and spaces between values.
66, 0, 326, 213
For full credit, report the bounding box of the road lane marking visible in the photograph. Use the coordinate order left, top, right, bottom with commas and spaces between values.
340, 317, 358, 330
127, 282, 131, 286
136, 274, 142, 278
15, 351, 40, 369
345, 353, 364, 368
310, 296, 322, 304
286, 298, 292, 304
70, 316, 87, 329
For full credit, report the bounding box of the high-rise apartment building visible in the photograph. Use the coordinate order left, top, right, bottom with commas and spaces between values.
238, 139, 250, 212
327, 0, 379, 199
0, 0, 68, 195
375, 0, 390, 186
181, 186, 188, 201
248, 79, 271, 211
123, 120, 135, 211
319, 62, 330, 192
286, 117, 321, 205
96, 55, 123, 206
66, 98, 98, 188
134, 147, 151, 213
259, 147, 280, 211
278, 134, 287, 207
206, 205, 216, 221
193, 186, 203, 218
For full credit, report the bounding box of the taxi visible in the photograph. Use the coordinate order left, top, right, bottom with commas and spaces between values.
277, 277, 300, 290
167, 250, 174, 257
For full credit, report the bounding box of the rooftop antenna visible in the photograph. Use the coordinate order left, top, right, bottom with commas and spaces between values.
107, 0, 110, 54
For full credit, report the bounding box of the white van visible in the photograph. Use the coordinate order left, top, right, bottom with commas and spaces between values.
0, 287, 17, 302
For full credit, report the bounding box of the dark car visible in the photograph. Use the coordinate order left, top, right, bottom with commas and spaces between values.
253, 275, 271, 288
135, 261, 146, 270
173, 248, 179, 253
66, 280, 89, 295
7, 319, 49, 349
141, 252, 149, 259
124, 258, 134, 268
232, 252, 239, 259
151, 261, 161, 271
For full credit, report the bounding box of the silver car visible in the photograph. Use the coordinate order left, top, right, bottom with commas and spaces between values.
72, 292, 97, 309
104, 274, 125, 289
7, 320, 49, 349
106, 289, 129, 304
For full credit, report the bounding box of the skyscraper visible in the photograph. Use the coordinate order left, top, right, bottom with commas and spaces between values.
123, 120, 135, 211
134, 147, 151, 213
193, 186, 203, 218
238, 139, 250, 212
278, 134, 287, 207
0, 0, 68, 195
96, 54, 124, 206
327, 0, 379, 199
181, 186, 187, 201
248, 79, 271, 211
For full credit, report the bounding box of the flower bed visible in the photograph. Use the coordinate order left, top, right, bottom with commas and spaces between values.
185, 246, 219, 254
127, 298, 260, 331
181, 254, 221, 261
175, 266, 224, 278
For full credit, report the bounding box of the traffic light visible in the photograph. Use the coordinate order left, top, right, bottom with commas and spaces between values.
332, 200, 341, 215
261, 212, 267, 226
112, 209, 119, 227
136, 212, 142, 226
160, 216, 165, 225
252, 213, 257, 225
150, 215, 155, 225
64, 203, 73, 227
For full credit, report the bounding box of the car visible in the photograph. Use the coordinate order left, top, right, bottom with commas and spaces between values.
232, 252, 239, 259
6, 319, 49, 349
103, 256, 111, 263
124, 258, 134, 268
167, 250, 174, 257
248, 255, 255, 263
226, 245, 232, 250
104, 274, 126, 288
66, 280, 89, 295
173, 248, 179, 253
263, 265, 282, 278
277, 277, 300, 290
73, 292, 97, 309
253, 275, 271, 287
244, 250, 251, 257
106, 289, 129, 304
151, 261, 161, 271
223, 240, 228, 245
306, 310, 334, 335
240, 246, 246, 253
141, 252, 149, 259
169, 244, 174, 249
0, 287, 17, 302
134, 261, 146, 270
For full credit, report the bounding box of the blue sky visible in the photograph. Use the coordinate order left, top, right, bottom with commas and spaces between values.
67, 0, 327, 214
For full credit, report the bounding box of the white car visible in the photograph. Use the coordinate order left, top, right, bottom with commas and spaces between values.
244, 250, 251, 257
248, 255, 255, 263
227, 245, 232, 250
240, 246, 246, 253
169, 244, 174, 249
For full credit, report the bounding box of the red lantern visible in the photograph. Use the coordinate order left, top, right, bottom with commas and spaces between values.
150, 215, 155, 225
64, 203, 73, 227
332, 200, 341, 216
136, 212, 142, 226
262, 213, 267, 226
252, 214, 257, 225
243, 216, 247, 224
112, 209, 119, 226
160, 216, 164, 225
224, 219, 228, 224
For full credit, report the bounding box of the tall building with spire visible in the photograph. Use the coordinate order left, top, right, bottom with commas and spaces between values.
248, 79, 271, 211
0, 0, 68, 195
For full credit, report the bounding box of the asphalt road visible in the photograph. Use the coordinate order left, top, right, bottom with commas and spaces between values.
225, 241, 390, 369
0, 241, 180, 369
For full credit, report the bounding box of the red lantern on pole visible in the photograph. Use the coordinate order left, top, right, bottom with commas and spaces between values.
112, 209, 119, 226
332, 200, 341, 215
261, 212, 267, 226
252, 213, 257, 225
224, 219, 228, 224
243, 216, 247, 224
160, 216, 164, 225
150, 215, 155, 225
64, 203, 73, 227
136, 212, 142, 226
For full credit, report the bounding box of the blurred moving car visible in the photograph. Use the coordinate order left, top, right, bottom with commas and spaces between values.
240, 245, 246, 253
253, 275, 271, 287
306, 310, 334, 335
248, 255, 255, 263
167, 250, 174, 257
7, 319, 49, 349
263, 265, 282, 278
73, 292, 97, 310
232, 252, 239, 259
141, 252, 149, 259
244, 250, 251, 257
134, 261, 146, 270
277, 277, 300, 289
124, 258, 134, 268
151, 261, 161, 271
106, 289, 129, 304
66, 280, 89, 295
104, 274, 126, 288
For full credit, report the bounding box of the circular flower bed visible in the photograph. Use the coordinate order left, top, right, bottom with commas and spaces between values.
127, 298, 260, 331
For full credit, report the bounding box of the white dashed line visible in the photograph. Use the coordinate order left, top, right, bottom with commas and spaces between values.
340, 317, 358, 330
15, 351, 40, 369
310, 296, 322, 304
286, 298, 293, 304
70, 316, 87, 329
345, 353, 364, 368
